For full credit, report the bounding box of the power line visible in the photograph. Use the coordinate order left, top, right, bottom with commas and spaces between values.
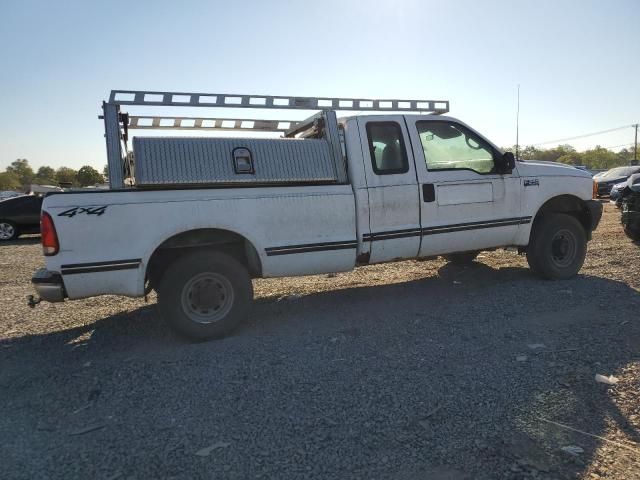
601, 142, 634, 150
531, 124, 636, 146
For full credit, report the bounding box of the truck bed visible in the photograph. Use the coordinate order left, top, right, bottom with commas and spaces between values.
43, 185, 357, 299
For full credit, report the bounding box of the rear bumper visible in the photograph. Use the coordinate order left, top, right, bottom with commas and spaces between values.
32, 268, 66, 302
586, 200, 603, 232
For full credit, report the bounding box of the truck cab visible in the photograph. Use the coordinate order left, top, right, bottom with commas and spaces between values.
343, 114, 523, 264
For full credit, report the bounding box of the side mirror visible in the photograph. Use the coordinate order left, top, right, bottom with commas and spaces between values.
497, 151, 515, 174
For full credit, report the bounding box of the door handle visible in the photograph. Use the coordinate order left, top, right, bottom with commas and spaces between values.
422, 184, 435, 202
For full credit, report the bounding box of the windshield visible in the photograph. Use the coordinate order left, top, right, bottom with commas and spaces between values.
602, 166, 639, 179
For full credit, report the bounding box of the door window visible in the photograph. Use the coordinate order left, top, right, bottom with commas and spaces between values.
366, 122, 409, 175
417, 121, 496, 174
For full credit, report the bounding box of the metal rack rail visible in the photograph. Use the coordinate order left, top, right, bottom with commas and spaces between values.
109, 90, 449, 114
103, 90, 450, 188
127, 116, 299, 133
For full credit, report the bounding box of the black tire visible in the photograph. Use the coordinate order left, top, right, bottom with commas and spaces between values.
621, 198, 640, 241
444, 251, 480, 265
526, 213, 587, 280
623, 224, 640, 241
157, 251, 253, 340
0, 221, 19, 241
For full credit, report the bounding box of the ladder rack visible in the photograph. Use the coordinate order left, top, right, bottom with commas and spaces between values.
109, 90, 449, 113
127, 115, 300, 133
103, 90, 450, 188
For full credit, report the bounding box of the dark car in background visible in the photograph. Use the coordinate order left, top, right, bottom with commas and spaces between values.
610, 180, 629, 206
621, 175, 640, 241
0, 195, 43, 241
594, 166, 640, 197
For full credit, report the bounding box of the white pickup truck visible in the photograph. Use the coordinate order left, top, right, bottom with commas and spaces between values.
31, 91, 602, 340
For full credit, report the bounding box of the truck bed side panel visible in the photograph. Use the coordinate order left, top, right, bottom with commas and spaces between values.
43, 186, 356, 299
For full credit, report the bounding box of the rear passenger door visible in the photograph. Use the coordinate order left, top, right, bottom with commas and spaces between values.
357, 117, 421, 263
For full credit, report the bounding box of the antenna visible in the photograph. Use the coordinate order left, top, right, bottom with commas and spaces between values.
515, 84, 520, 160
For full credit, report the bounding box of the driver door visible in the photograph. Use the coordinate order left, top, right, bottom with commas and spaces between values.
404, 118, 523, 257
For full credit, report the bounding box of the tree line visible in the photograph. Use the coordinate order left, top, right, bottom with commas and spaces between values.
0, 159, 107, 191
1, 144, 637, 191
504, 144, 637, 169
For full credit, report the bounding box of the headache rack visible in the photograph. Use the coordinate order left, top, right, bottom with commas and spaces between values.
103, 90, 450, 189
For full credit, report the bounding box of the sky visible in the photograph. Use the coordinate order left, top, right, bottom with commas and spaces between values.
0, 0, 639, 171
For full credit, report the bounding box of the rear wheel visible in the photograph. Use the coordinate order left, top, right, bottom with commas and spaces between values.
526, 213, 587, 280
0, 221, 18, 241
157, 251, 253, 340
443, 251, 480, 265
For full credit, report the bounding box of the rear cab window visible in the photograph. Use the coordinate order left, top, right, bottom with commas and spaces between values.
366, 122, 409, 175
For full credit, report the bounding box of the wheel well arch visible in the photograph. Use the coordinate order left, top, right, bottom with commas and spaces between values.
531, 194, 593, 238
145, 228, 263, 289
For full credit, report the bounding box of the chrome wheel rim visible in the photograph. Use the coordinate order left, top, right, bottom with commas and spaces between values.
551, 229, 577, 268
0, 223, 15, 240
180, 272, 234, 324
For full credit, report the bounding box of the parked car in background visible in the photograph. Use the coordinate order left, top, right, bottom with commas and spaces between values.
594, 166, 640, 197
621, 176, 640, 241
29, 184, 63, 195
0, 191, 23, 201
0, 195, 44, 241
610, 181, 627, 206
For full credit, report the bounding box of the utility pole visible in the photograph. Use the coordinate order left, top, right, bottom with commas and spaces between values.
634, 123, 638, 165
515, 84, 520, 160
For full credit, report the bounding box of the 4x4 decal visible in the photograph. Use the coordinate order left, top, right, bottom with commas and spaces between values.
58, 206, 108, 218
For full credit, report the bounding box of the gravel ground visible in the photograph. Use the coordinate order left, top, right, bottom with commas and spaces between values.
1, 202, 639, 480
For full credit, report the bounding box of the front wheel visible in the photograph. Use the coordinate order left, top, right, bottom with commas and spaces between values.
157, 251, 253, 340
526, 213, 587, 280
0, 221, 18, 241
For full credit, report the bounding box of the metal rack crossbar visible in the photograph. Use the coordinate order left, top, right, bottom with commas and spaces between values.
110, 90, 449, 113
128, 116, 300, 132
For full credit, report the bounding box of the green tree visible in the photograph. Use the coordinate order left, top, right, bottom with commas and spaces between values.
513, 145, 542, 160
36, 166, 55, 178
531, 144, 574, 163
615, 147, 637, 164
55, 167, 78, 186
76, 165, 104, 186
6, 159, 34, 186
581, 146, 619, 170
556, 152, 582, 165
34, 166, 57, 185
0, 172, 21, 190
